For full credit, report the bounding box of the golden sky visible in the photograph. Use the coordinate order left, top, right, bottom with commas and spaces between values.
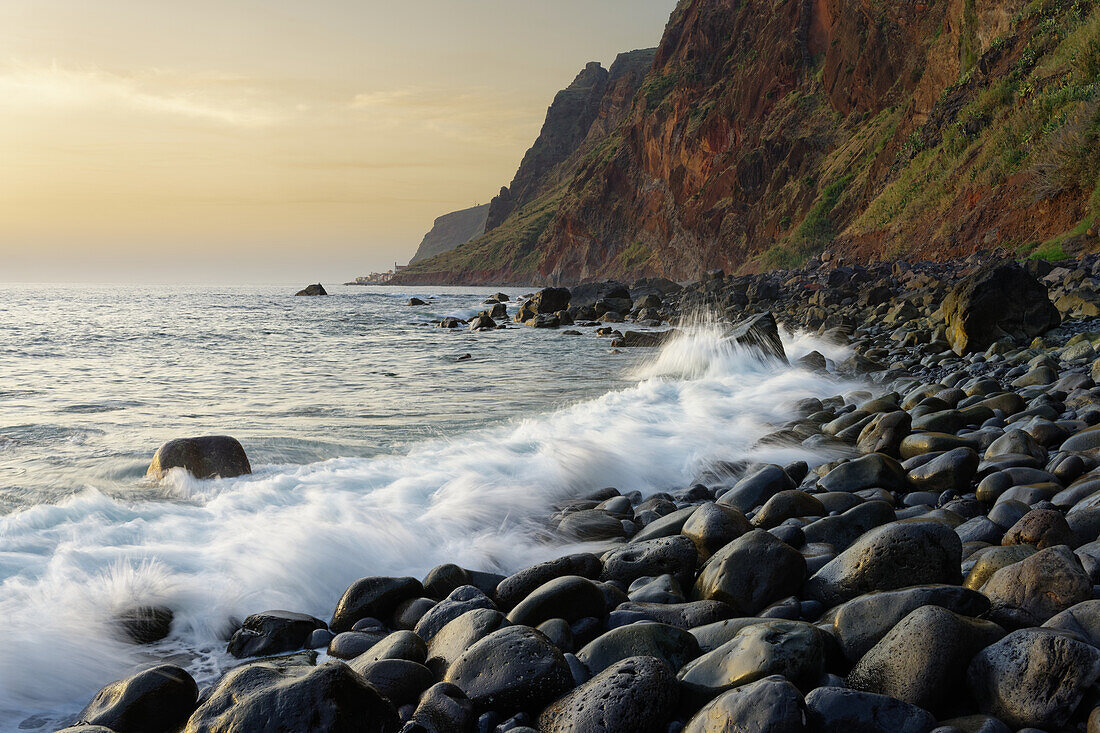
0, 0, 676, 282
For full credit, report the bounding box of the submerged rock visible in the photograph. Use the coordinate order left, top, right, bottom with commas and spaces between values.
295, 283, 328, 296
146, 436, 251, 480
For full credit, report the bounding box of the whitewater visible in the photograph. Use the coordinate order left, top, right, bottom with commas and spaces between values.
0, 284, 858, 729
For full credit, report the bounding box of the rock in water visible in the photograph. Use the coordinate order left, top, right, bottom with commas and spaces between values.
146, 436, 251, 480
725, 311, 788, 363
330, 576, 423, 633
443, 625, 572, 716
532, 287, 571, 314
942, 261, 1059, 354
185, 660, 398, 733
295, 283, 328, 296
226, 610, 328, 659
113, 605, 174, 644
78, 664, 198, 733
538, 656, 679, 733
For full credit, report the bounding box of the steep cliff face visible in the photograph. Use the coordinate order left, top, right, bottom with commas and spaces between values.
397, 0, 1100, 284
409, 204, 490, 264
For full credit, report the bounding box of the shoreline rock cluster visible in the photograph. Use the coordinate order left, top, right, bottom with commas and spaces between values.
64, 252, 1100, 732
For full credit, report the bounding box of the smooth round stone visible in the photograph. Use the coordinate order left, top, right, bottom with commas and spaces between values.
1002, 508, 1078, 549
413, 585, 496, 643
536, 618, 573, 653
715, 464, 795, 512
608, 600, 734, 629
692, 529, 806, 615
506, 575, 605, 627
980, 545, 1092, 626
900, 433, 978, 460
443, 626, 572, 716
558, 509, 628, 540
392, 597, 435, 630
804, 686, 937, 733
819, 453, 907, 493
804, 521, 963, 608
1060, 424, 1100, 452
351, 659, 434, 708
79, 665, 198, 733
906, 447, 979, 493
601, 535, 698, 588
968, 628, 1100, 729
753, 490, 826, 529
963, 544, 1037, 590
422, 564, 472, 601
630, 506, 698, 542
627, 574, 685, 604
985, 430, 1047, 461
801, 501, 896, 550
681, 503, 752, 559
1043, 599, 1100, 647
682, 674, 806, 733
537, 656, 678, 733
226, 610, 326, 659
576, 621, 700, 675
495, 553, 601, 611
424, 608, 509, 678
677, 620, 827, 705
349, 629, 427, 666
327, 630, 388, 660
847, 605, 1006, 713
330, 576, 423, 633
404, 682, 475, 733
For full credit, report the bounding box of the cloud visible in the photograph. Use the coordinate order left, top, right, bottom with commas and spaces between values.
0, 62, 282, 127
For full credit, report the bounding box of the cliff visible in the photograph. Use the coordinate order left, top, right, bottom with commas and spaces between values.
396, 0, 1100, 284
409, 204, 490, 264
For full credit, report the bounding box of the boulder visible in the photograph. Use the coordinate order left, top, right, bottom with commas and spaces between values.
681, 503, 753, 558
1001, 508, 1078, 549
330, 576, 423, 633
847, 605, 1005, 713
538, 656, 678, 733
576, 621, 701, 675
349, 630, 427, 667
113, 605, 173, 645
610, 600, 733, 629
819, 453, 906, 493
351, 659, 433, 708
726, 311, 788, 363
404, 682, 475, 733
980, 545, 1092, 626
506, 575, 605, 627
804, 521, 962, 608
407, 297, 427, 306
968, 628, 1100, 729
185, 660, 397, 733
804, 687, 937, 733
531, 287, 571, 314
942, 261, 1060, 355
146, 436, 251, 480
227, 610, 327, 659
495, 553, 602, 610
413, 585, 495, 642
295, 283, 327, 296
78, 665, 197, 733
692, 529, 806, 615
681, 674, 806, 733
443, 625, 572, 716
716, 464, 795, 512
424, 608, 509, 677
601, 535, 698, 588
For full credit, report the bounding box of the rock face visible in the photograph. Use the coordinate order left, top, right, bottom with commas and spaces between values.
942, 262, 1061, 354
394, 0, 1098, 284
146, 436, 251, 480
295, 283, 327, 296
409, 204, 490, 264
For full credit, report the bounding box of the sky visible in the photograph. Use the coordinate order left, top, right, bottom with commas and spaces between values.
0, 0, 677, 283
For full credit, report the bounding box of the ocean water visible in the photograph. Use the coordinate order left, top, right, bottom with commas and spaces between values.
0, 284, 857, 729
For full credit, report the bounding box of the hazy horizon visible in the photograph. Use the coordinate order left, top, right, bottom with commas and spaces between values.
0, 0, 676, 284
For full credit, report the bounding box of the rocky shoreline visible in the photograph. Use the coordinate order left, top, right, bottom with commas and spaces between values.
64, 252, 1100, 733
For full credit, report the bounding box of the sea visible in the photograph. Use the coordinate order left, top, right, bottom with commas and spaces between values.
0, 283, 857, 729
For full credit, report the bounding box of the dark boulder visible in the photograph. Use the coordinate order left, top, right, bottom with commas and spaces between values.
942, 261, 1060, 355
804, 687, 937, 733
681, 503, 752, 558
968, 628, 1100, 729
403, 682, 476, 733
692, 529, 806, 614
506, 575, 605, 627
681, 674, 806, 733
726, 311, 788, 363
227, 610, 327, 659
980, 545, 1092, 626
185, 660, 397, 733
537, 656, 678, 733
330, 576, 423, 633
114, 605, 173, 645
351, 659, 434, 708
413, 585, 495, 643
601, 535, 698, 588
295, 283, 327, 296
531, 287, 571, 314
146, 436, 251, 480
495, 553, 602, 610
576, 621, 701, 675
443, 625, 572, 716
425, 608, 509, 677
78, 664, 197, 733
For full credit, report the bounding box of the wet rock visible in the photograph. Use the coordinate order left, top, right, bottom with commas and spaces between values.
981, 545, 1092, 626
968, 628, 1100, 729
227, 610, 327, 659
468, 314, 496, 331
727, 311, 788, 363
610, 600, 733, 628
443, 625, 572, 716
186, 660, 397, 733
392, 597, 435, 630
424, 608, 509, 677
1001, 508, 1078, 549
822, 584, 992, 661
404, 682, 475, 733
677, 620, 827, 704
557, 509, 626, 540
1043, 599, 1100, 647
114, 605, 173, 645
963, 545, 1037, 589
146, 436, 251, 480
804, 687, 937, 733
531, 287, 571, 314
819, 453, 907, 493
537, 656, 678, 733
804, 521, 962, 608
801, 500, 896, 550
407, 297, 427, 306
681, 502, 752, 559
331, 576, 423, 633
716, 464, 795, 512
847, 605, 1005, 713
601, 535, 698, 588
352, 659, 434, 708
753, 490, 826, 529
631, 505, 698, 542
627, 574, 684, 604
858, 411, 913, 457
942, 261, 1060, 355
413, 585, 495, 642
422, 564, 472, 601
350, 630, 427, 666
506, 575, 605, 627
906, 448, 979, 493
328, 629, 389, 660
495, 553, 601, 610
78, 665, 197, 733
692, 529, 806, 615
681, 674, 806, 733
295, 283, 327, 296
576, 621, 700, 675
